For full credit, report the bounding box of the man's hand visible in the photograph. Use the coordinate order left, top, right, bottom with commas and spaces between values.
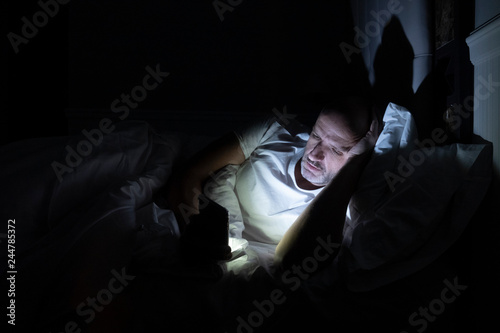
164, 132, 246, 230
347, 111, 381, 158
166, 172, 202, 229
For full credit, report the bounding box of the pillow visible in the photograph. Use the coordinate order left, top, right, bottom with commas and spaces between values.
345, 102, 418, 234
340, 103, 492, 291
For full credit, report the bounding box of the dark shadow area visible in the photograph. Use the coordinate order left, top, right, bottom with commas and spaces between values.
4, 0, 69, 145
371, 16, 448, 141
5, 0, 373, 144
371, 16, 415, 114
26, 0, 378, 141
412, 59, 450, 141
65, 0, 371, 126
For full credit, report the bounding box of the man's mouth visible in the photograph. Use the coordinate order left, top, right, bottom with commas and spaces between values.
305, 158, 322, 172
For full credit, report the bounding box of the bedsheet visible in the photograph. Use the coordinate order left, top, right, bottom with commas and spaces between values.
1, 121, 184, 330
1, 118, 493, 332
0, 121, 287, 332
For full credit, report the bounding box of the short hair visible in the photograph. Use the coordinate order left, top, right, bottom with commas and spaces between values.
320, 96, 372, 137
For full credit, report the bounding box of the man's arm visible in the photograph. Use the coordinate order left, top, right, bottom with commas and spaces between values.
166, 132, 245, 227
274, 117, 379, 272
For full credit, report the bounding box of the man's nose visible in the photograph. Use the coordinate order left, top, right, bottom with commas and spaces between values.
309, 143, 325, 161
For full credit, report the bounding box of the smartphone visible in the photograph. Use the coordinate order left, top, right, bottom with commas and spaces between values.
180, 195, 231, 261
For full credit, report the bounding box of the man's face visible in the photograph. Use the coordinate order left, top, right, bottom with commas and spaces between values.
301, 111, 363, 186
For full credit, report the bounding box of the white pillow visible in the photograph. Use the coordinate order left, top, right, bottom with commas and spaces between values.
340, 103, 492, 291
345, 102, 418, 234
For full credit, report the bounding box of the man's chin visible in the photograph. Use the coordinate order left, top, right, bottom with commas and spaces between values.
301, 168, 325, 186
308, 179, 326, 187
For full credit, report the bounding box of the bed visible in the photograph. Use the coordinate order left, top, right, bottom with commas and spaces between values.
1, 100, 493, 333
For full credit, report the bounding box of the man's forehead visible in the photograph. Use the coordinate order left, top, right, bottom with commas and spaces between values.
314, 114, 347, 137
313, 115, 358, 149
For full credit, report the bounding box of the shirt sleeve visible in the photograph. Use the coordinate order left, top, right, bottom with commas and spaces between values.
203, 164, 245, 239
233, 116, 277, 159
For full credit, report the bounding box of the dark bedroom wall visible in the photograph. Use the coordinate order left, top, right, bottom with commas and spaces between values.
5, 0, 69, 145
5, 0, 371, 144
67, 0, 370, 117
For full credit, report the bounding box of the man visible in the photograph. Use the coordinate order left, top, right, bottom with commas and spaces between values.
166, 96, 379, 272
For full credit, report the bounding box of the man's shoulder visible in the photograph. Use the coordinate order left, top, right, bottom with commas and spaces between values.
273, 116, 311, 139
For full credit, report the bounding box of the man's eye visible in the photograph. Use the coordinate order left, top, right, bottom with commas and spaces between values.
312, 133, 320, 139
331, 147, 343, 156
